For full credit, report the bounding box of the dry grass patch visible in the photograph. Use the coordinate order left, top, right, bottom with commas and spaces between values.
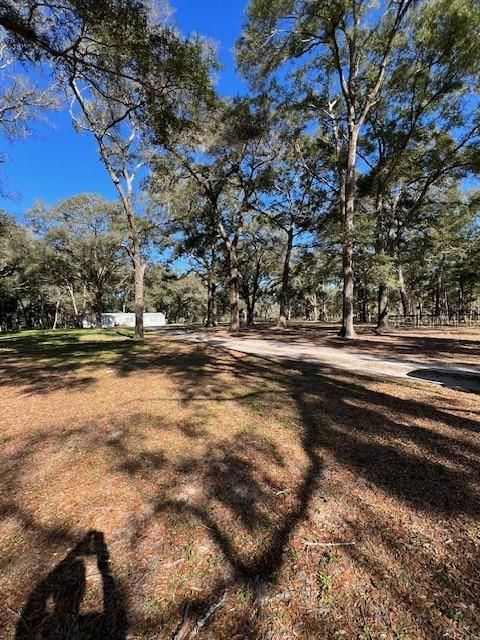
0, 329, 479, 639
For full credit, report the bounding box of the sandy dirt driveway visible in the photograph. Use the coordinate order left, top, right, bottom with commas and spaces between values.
158, 327, 480, 392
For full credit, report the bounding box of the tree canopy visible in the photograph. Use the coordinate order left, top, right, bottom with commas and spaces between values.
0, 0, 479, 335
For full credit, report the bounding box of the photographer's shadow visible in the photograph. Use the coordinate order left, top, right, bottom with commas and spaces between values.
16, 530, 127, 640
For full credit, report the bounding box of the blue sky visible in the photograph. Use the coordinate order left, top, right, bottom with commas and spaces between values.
0, 0, 248, 219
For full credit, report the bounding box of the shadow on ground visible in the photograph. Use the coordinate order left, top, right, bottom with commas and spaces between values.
15, 531, 126, 640
0, 331, 139, 394
164, 322, 480, 369
408, 368, 480, 393
2, 331, 480, 638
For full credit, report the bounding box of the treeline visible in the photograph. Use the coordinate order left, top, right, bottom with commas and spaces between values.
0, 1, 479, 338
0, 197, 207, 330
1, 183, 478, 331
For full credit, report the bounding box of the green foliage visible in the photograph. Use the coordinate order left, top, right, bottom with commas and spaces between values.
27, 194, 131, 324
0, 211, 55, 331
1, 0, 480, 334
144, 266, 207, 324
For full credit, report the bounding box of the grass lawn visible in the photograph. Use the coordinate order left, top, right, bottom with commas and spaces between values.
0, 329, 479, 639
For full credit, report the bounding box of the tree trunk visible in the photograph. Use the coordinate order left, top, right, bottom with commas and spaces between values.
206, 241, 218, 327
92, 288, 103, 329
459, 278, 464, 321
17, 299, 26, 329
309, 293, 319, 321
217, 220, 241, 333
339, 234, 356, 337
229, 248, 240, 332
376, 284, 389, 333
247, 263, 261, 326
246, 301, 254, 326
398, 265, 410, 317
321, 279, 328, 322
339, 134, 357, 339
52, 298, 60, 330
133, 253, 145, 340
360, 285, 368, 324
278, 225, 293, 329
206, 277, 213, 327
435, 274, 441, 317
67, 284, 78, 320
212, 285, 218, 326
94, 303, 102, 329
230, 285, 240, 331
39, 297, 45, 329
206, 277, 217, 327
111, 180, 145, 339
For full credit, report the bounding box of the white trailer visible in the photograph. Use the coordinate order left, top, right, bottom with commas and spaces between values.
83, 312, 167, 328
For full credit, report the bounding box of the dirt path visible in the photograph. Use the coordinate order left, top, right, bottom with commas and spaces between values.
162, 329, 480, 392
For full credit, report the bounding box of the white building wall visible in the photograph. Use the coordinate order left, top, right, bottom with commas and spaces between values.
83, 312, 166, 328
144, 313, 167, 327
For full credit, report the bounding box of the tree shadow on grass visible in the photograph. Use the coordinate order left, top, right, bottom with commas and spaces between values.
323, 331, 480, 370
136, 350, 480, 635
15, 531, 127, 640
0, 331, 140, 395
407, 368, 480, 393
107, 351, 479, 636
179, 322, 479, 369
0, 330, 242, 397
4, 335, 480, 637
